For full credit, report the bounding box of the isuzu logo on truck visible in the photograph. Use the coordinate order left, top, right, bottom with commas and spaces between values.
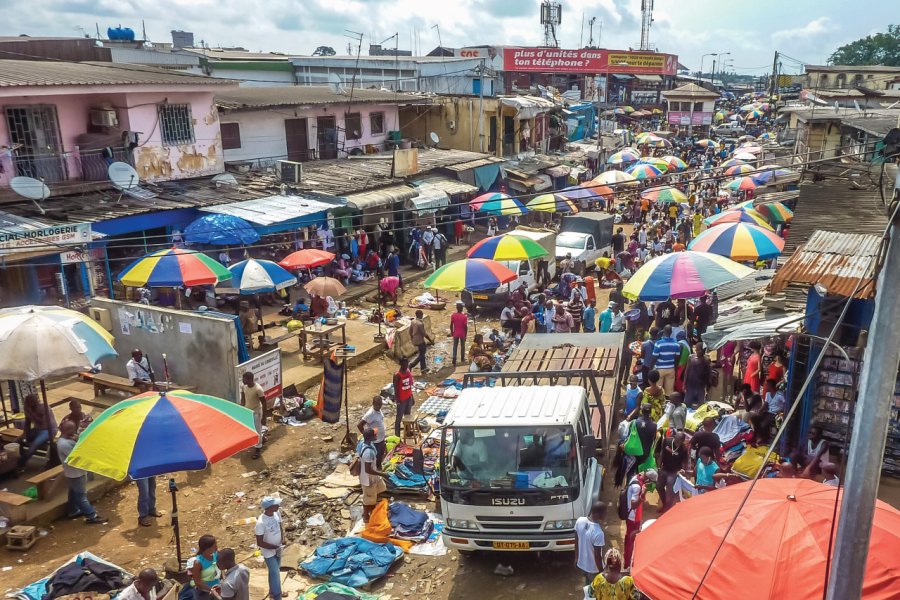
491, 497, 526, 506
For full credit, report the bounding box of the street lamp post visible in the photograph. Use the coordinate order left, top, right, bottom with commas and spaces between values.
717, 52, 732, 86
700, 53, 715, 83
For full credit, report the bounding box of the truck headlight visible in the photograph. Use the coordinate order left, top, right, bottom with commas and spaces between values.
447, 519, 478, 530
544, 519, 575, 530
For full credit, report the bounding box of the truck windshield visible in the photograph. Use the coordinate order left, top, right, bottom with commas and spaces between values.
556, 232, 586, 250
442, 426, 578, 490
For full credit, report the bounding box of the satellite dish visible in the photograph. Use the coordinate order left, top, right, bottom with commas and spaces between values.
108, 161, 141, 189
429, 132, 440, 146
328, 73, 347, 95
211, 173, 238, 187
10, 176, 49, 215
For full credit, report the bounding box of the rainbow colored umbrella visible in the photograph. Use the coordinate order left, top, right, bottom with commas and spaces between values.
738, 143, 763, 154
527, 193, 579, 213
623, 251, 754, 301
725, 164, 755, 176
607, 150, 639, 165
467, 234, 549, 261
641, 186, 688, 204
634, 132, 655, 144
752, 167, 793, 184
696, 139, 719, 148
662, 155, 688, 171
476, 195, 528, 216
423, 258, 516, 292
559, 185, 608, 205
627, 164, 664, 180
755, 201, 794, 224
688, 222, 785, 261
721, 158, 747, 169
580, 182, 615, 200
620, 105, 635, 113
591, 170, 638, 187
704, 208, 774, 230
66, 389, 258, 480
118, 247, 231, 287
733, 151, 758, 161
637, 157, 670, 172
746, 110, 763, 120
724, 176, 758, 191
469, 192, 511, 211
643, 136, 672, 148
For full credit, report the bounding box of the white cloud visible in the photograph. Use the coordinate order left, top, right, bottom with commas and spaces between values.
771, 16, 836, 43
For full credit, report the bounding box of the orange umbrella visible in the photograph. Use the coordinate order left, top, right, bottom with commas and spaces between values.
632, 479, 900, 600
279, 249, 335, 270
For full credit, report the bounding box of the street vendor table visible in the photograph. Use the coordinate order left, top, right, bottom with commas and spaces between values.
299, 321, 347, 363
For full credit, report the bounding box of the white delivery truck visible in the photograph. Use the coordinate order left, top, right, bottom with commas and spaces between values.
461, 227, 557, 312
439, 384, 602, 552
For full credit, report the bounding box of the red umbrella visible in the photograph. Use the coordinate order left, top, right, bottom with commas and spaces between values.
632, 478, 900, 600
279, 249, 335, 270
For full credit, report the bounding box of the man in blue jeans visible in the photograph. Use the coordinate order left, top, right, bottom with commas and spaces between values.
137, 476, 162, 527
255, 496, 285, 599
18, 393, 52, 471
57, 421, 107, 524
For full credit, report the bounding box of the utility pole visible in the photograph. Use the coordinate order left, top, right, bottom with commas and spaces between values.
826, 206, 900, 599
588, 17, 596, 47
769, 50, 779, 96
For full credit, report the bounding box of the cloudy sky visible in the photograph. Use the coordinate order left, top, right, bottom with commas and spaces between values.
1, 0, 894, 74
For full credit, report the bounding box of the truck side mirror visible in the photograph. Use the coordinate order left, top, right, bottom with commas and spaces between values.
580, 435, 597, 457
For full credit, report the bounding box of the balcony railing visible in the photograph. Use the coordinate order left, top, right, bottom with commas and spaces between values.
0, 148, 134, 187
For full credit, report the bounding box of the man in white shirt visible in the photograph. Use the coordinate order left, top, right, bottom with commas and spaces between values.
126, 349, 154, 391
240, 371, 267, 459
421, 227, 435, 264
357, 395, 386, 467
255, 497, 284, 600
117, 568, 159, 600
574, 501, 606, 585
609, 304, 626, 333
217, 549, 249, 600
218, 249, 231, 267
358, 427, 387, 522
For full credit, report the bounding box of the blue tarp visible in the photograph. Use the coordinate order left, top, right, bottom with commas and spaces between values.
300, 537, 403, 587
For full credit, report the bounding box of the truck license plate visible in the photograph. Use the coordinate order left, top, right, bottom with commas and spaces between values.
473, 294, 489, 300
492, 541, 530, 550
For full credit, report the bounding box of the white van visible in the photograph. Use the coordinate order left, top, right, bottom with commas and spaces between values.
439, 385, 601, 552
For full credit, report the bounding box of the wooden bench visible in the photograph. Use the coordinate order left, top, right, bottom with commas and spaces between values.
26, 465, 65, 501
0, 490, 32, 523
257, 332, 295, 350
91, 374, 142, 397
0, 427, 24, 444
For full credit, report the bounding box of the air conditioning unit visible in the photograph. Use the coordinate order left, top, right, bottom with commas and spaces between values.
90, 108, 119, 128
277, 160, 303, 184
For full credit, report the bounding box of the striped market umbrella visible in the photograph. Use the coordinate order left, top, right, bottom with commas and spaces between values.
752, 168, 794, 185
755, 201, 794, 224
469, 192, 512, 211
527, 193, 579, 213
0, 306, 117, 381
662, 155, 688, 171
118, 247, 231, 287
559, 185, 609, 205
695, 139, 720, 149
737, 135, 757, 143
591, 170, 639, 187
467, 234, 549, 261
620, 105, 635, 113
721, 158, 747, 169
746, 110, 763, 120
738, 144, 763, 154
688, 222, 785, 261
635, 132, 655, 144
626, 164, 664, 180
641, 186, 688, 204
643, 136, 672, 148
423, 258, 516, 292
580, 182, 615, 198
704, 208, 774, 230
66, 389, 258, 480
725, 164, 755, 176
227, 259, 296, 294
476, 195, 528, 216
724, 176, 759, 191
279, 248, 335, 270
622, 251, 754, 301
607, 150, 640, 165
637, 157, 670, 172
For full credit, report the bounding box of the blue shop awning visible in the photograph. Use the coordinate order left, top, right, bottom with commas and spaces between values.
200, 194, 336, 234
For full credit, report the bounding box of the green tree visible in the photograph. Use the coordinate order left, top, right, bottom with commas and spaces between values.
829, 25, 900, 66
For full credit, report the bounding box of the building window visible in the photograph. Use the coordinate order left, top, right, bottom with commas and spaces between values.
693, 102, 703, 112
158, 103, 195, 145
370, 112, 385, 135
221, 122, 241, 150
345, 112, 362, 140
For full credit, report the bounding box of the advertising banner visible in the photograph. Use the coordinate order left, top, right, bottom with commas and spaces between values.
503, 48, 677, 75
235, 349, 283, 402
0, 223, 92, 255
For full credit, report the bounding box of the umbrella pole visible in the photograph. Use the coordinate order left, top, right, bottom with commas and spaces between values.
0, 382, 8, 426
168, 478, 183, 568
256, 295, 265, 336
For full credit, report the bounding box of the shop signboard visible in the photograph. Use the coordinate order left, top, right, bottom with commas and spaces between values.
503, 47, 677, 75
235, 349, 283, 402
667, 111, 713, 126
0, 223, 92, 255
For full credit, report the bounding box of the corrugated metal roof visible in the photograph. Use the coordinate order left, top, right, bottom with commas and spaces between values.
198, 194, 336, 226
0, 59, 235, 87
771, 230, 881, 299
343, 185, 417, 210
447, 385, 585, 427
715, 269, 776, 301
662, 83, 719, 99
216, 86, 427, 110
409, 175, 476, 195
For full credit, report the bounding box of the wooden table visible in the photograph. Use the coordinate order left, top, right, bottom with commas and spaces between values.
299, 321, 347, 363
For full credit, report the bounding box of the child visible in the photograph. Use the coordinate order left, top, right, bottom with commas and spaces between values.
693, 447, 725, 492
624, 375, 641, 417
822, 463, 840, 487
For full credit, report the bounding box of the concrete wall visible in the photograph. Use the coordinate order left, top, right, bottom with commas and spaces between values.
93, 298, 242, 402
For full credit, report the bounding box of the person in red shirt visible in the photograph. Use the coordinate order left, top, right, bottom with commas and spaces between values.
767, 353, 786, 385
392, 357, 415, 436
743, 340, 762, 393
449, 302, 468, 366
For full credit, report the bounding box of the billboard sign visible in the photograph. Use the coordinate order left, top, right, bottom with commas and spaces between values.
0, 222, 92, 255
503, 48, 677, 75
235, 349, 283, 402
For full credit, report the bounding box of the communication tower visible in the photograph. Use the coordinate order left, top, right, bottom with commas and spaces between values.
540, 1, 562, 48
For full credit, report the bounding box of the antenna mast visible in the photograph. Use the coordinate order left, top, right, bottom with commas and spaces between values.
639, 0, 654, 50
540, 1, 562, 48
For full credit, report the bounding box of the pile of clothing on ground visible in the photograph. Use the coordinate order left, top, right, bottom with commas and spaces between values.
382, 431, 442, 496
10, 553, 141, 600
300, 536, 403, 587
359, 500, 447, 557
